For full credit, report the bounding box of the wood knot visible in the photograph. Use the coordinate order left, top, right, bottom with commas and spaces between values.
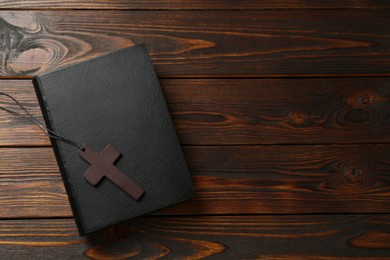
339, 164, 377, 189
321, 162, 381, 194
287, 111, 319, 128
290, 111, 307, 125
8, 48, 50, 73
344, 167, 362, 181
352, 168, 361, 176
358, 95, 372, 105
346, 91, 379, 107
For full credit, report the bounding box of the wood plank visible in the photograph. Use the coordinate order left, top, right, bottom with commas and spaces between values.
1, 78, 390, 146
0, 146, 388, 218
0, 0, 389, 10
0, 80, 47, 146
0, 10, 389, 77
165, 78, 390, 145
0, 215, 388, 259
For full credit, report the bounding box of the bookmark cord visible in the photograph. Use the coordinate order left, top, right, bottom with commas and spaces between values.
0, 92, 84, 150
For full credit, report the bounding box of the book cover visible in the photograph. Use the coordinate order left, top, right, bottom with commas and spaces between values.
32, 44, 194, 235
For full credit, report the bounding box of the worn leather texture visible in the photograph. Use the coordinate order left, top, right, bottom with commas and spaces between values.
32, 44, 194, 236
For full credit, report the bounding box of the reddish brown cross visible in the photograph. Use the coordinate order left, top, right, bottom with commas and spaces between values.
78, 144, 144, 200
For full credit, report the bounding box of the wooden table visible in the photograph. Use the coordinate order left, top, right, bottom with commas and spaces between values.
0, 1, 389, 259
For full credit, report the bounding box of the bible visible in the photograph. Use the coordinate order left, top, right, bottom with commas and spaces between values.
32, 44, 194, 235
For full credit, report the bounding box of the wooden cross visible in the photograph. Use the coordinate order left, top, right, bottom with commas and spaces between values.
79, 144, 144, 200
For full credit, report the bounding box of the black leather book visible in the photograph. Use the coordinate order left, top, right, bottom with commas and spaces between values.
32, 44, 194, 235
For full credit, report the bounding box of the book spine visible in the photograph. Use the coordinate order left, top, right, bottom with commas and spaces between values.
32, 76, 87, 236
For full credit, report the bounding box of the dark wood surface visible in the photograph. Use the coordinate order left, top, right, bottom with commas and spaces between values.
1, 145, 389, 218
1, 11, 390, 78
1, 1, 390, 9
0, 2, 389, 259
0, 215, 389, 259
1, 79, 390, 146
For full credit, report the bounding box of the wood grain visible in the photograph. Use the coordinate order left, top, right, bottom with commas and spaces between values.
0, 2, 388, 259
167, 78, 390, 145
0, 215, 388, 259
0, 145, 389, 218
0, 10, 389, 77
0, 0, 389, 10
0, 80, 47, 146
1, 78, 390, 146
